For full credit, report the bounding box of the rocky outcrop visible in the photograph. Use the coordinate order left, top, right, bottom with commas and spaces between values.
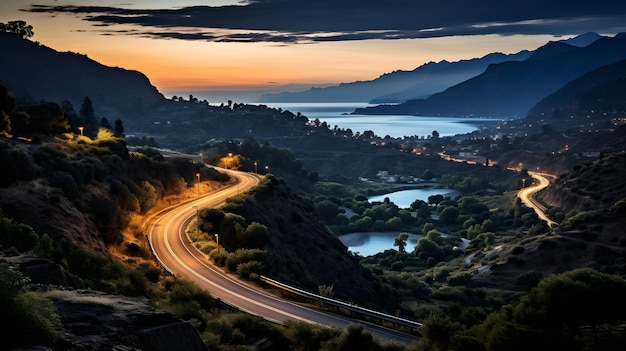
48, 289, 207, 351
4, 256, 207, 351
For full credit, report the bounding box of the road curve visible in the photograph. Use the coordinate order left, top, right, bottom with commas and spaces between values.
518, 171, 558, 227
147, 169, 418, 344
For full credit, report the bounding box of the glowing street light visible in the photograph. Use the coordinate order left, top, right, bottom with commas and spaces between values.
196, 172, 200, 199
227, 152, 233, 169
254, 161, 257, 174
215, 233, 219, 255
78, 126, 84, 136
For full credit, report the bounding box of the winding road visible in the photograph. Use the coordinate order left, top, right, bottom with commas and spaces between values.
519, 171, 558, 227
146, 168, 418, 344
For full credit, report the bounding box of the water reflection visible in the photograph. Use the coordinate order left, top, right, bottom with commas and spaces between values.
368, 188, 458, 208
338, 232, 421, 257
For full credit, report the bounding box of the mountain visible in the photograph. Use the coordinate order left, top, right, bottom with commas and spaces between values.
527, 58, 626, 119
559, 31, 603, 47
258, 51, 531, 104
0, 34, 165, 124
355, 33, 626, 118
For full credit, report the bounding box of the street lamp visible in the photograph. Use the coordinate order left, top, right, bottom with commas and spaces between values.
196, 173, 200, 199
265, 165, 270, 174
78, 126, 84, 136
254, 161, 257, 174
215, 234, 219, 255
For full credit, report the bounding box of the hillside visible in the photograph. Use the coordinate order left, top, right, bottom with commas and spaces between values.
220, 176, 379, 304
483, 152, 626, 289
259, 51, 531, 103
355, 33, 626, 118
527, 58, 626, 121
0, 34, 165, 124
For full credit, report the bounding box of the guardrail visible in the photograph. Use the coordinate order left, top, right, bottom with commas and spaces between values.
259, 275, 422, 330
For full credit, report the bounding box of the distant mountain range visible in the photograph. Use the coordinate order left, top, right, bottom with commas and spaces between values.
259, 32, 604, 105
259, 51, 532, 103
0, 33, 165, 122
354, 32, 626, 118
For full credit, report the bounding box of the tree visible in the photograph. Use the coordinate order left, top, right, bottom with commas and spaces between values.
27, 102, 69, 135
428, 194, 445, 205
79, 96, 97, 137
394, 232, 409, 252
99, 117, 112, 130
1, 20, 34, 39
61, 100, 81, 132
114, 119, 125, 137
479, 268, 626, 351
415, 237, 444, 260
438, 206, 459, 225
422, 169, 434, 181
0, 84, 15, 134
432, 130, 440, 139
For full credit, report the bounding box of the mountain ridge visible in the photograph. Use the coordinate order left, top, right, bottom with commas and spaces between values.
0, 33, 165, 125
259, 51, 532, 104
354, 32, 626, 118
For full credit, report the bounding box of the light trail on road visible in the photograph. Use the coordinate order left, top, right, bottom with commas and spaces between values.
147, 168, 419, 344
519, 171, 558, 227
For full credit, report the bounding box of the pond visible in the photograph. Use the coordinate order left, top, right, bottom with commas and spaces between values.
368, 188, 459, 208
338, 232, 422, 257
338, 232, 470, 257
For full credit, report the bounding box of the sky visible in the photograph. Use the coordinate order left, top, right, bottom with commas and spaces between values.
2, 1, 626, 102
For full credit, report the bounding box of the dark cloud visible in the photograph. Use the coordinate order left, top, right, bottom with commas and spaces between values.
26, 1, 626, 43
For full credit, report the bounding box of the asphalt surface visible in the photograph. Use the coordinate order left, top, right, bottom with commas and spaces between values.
518, 171, 558, 227
147, 169, 419, 345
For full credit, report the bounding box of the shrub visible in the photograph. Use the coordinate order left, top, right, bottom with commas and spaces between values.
447, 273, 472, 286
236, 260, 264, 280
514, 271, 541, 289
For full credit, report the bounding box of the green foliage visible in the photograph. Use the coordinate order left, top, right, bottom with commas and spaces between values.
204, 312, 292, 350
166, 278, 216, 312
319, 324, 378, 351
447, 272, 472, 286
0, 214, 39, 253
284, 321, 341, 351
316, 199, 340, 222
0, 264, 60, 349
438, 206, 459, 225
318, 284, 335, 298
394, 232, 409, 253
415, 238, 445, 260
236, 260, 264, 280
514, 271, 542, 290
225, 248, 267, 273
0, 140, 35, 186
236, 221, 270, 249
418, 313, 465, 351
476, 269, 626, 351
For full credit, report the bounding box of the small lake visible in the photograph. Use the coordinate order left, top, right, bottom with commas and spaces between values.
339, 232, 470, 257
261, 102, 501, 138
338, 232, 422, 257
368, 188, 459, 208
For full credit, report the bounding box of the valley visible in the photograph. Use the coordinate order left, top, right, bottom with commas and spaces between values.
1, 28, 626, 351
